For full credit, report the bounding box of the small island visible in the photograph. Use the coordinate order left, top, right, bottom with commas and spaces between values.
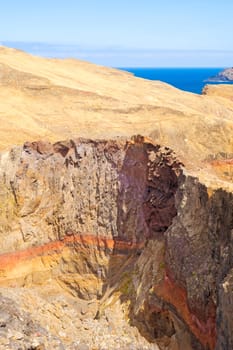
207, 67, 233, 82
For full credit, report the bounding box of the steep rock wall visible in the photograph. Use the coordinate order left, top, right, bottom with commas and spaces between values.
130, 175, 233, 350
0, 136, 232, 349
0, 137, 180, 294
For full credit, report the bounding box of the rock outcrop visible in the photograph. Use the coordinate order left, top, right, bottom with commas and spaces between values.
0, 136, 232, 349
131, 176, 233, 350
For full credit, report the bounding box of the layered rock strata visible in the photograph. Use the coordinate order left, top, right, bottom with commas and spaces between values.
0, 136, 232, 349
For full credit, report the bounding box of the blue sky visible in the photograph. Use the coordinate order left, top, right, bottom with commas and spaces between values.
1, 0, 233, 67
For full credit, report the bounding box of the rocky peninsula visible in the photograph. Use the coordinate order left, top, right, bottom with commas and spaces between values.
207, 67, 233, 82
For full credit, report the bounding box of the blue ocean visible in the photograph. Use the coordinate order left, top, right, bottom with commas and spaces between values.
119, 68, 233, 94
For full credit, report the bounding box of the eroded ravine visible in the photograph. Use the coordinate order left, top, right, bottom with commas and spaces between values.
0, 136, 232, 349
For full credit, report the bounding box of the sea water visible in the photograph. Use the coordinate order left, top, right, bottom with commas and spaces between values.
119, 67, 233, 94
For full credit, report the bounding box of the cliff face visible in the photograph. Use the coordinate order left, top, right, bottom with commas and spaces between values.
0, 136, 232, 349
0, 137, 180, 292
132, 175, 233, 350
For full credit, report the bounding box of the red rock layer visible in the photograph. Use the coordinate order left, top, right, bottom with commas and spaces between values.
0, 233, 144, 271
206, 158, 233, 181
209, 159, 233, 166
154, 269, 216, 350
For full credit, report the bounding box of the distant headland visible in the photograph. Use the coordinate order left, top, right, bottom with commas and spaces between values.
206, 67, 233, 82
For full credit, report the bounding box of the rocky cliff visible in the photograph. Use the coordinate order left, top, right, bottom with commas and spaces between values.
0, 136, 232, 350
0, 46, 232, 349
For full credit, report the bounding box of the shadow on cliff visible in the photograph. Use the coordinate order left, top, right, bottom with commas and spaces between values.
99, 135, 184, 346
102, 138, 233, 350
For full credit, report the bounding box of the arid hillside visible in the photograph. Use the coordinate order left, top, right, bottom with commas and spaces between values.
0, 47, 233, 350
0, 46, 233, 189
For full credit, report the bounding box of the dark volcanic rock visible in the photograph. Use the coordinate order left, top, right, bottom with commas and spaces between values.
216, 269, 233, 350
